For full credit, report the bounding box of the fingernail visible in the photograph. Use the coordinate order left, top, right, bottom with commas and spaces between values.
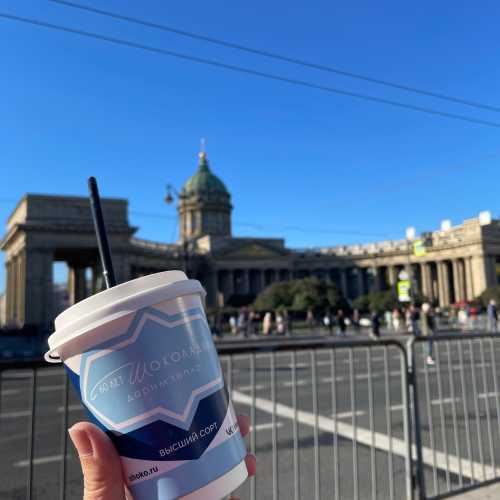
68, 426, 94, 457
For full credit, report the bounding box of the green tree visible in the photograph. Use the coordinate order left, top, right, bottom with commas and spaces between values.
352, 290, 399, 313
253, 281, 294, 311
254, 277, 344, 313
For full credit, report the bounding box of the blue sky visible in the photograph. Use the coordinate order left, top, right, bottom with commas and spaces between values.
1, 0, 500, 290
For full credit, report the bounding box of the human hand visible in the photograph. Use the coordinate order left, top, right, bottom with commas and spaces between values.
69, 415, 256, 500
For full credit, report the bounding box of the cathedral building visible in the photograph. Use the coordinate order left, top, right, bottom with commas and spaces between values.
1, 150, 500, 328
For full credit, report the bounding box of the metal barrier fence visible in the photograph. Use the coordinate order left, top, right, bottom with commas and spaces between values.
0, 340, 412, 500
2, 335, 500, 500
411, 334, 500, 500
219, 340, 412, 500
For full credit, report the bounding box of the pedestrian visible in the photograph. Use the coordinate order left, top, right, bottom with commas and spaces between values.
336, 309, 346, 337
405, 308, 412, 332
409, 305, 420, 335
276, 311, 285, 335
237, 308, 247, 337
458, 307, 468, 332
263, 311, 272, 335
421, 302, 435, 365
352, 308, 361, 333
488, 299, 498, 333
370, 310, 380, 339
392, 308, 401, 332
248, 310, 256, 336
306, 308, 315, 332
323, 311, 333, 335
384, 309, 393, 332
229, 315, 237, 335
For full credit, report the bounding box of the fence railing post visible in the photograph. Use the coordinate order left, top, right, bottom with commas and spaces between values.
407, 336, 426, 500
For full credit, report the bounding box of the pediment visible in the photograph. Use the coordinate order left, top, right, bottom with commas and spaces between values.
219, 242, 287, 259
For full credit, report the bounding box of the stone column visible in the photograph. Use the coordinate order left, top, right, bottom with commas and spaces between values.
260, 269, 265, 291
388, 266, 397, 286
68, 265, 87, 305
437, 261, 450, 307
242, 269, 250, 294
15, 252, 27, 325
458, 259, 466, 302
372, 267, 381, 292
227, 270, 234, 296
357, 268, 365, 296
436, 262, 443, 307
204, 270, 218, 308
340, 268, 348, 297
24, 250, 53, 326
420, 263, 431, 301
471, 255, 488, 297
452, 260, 461, 302
113, 253, 131, 284
10, 256, 18, 325
5, 260, 14, 325
464, 257, 474, 300
91, 265, 102, 294
485, 256, 498, 288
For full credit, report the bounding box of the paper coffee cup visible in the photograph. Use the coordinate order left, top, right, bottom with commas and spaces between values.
45, 271, 248, 500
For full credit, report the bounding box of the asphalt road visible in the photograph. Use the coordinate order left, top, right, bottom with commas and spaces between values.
1, 330, 500, 500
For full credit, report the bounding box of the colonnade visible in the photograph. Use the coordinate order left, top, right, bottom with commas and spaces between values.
215, 255, 495, 307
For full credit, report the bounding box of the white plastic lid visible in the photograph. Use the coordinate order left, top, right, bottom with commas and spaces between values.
46, 270, 205, 362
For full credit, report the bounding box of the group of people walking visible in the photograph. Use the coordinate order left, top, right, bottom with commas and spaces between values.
219, 299, 499, 352
227, 308, 291, 337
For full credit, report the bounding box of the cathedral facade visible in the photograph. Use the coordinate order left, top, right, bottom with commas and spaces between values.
2, 151, 500, 328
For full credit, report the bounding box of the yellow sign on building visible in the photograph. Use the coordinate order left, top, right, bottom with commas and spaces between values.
413, 239, 426, 257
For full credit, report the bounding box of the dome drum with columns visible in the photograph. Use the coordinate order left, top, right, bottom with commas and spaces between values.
1, 149, 500, 328
178, 151, 232, 241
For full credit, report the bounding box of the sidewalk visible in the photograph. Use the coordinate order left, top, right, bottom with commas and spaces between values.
453, 482, 500, 499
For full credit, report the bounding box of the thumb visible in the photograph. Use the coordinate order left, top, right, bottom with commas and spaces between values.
69, 422, 126, 500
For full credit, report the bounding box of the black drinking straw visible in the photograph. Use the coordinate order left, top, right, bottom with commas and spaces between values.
88, 177, 117, 289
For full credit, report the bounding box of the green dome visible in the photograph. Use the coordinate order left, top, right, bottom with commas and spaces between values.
182, 153, 229, 196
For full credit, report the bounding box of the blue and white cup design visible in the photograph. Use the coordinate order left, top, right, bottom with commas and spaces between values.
63, 298, 246, 500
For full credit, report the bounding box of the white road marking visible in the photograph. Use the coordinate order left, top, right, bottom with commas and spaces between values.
3, 369, 63, 379
320, 376, 346, 383
316, 361, 334, 367
0, 384, 76, 396
232, 390, 500, 481
2, 404, 85, 419
251, 422, 284, 432
0, 410, 30, 419
390, 398, 459, 411
333, 410, 366, 419
321, 373, 384, 381
15, 454, 72, 467
479, 392, 500, 399
56, 404, 85, 412
283, 380, 308, 387
236, 384, 265, 392
39, 384, 65, 392
1, 389, 21, 396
